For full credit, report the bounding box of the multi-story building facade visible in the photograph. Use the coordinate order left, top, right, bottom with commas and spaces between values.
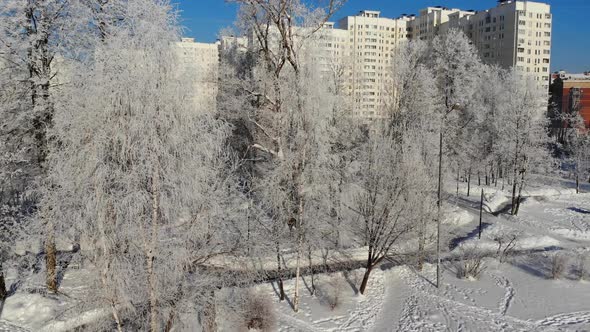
550, 71, 590, 128
220, 1, 552, 120
315, 1, 552, 120
438, 0, 552, 90
333, 11, 414, 118
175, 37, 219, 112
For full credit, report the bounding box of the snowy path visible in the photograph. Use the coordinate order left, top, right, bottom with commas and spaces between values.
0, 320, 30, 332
489, 273, 515, 316
537, 311, 590, 327
391, 267, 537, 332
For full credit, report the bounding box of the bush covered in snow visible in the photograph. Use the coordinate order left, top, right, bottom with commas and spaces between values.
222, 289, 276, 332
551, 254, 568, 279
316, 274, 346, 310
453, 250, 487, 280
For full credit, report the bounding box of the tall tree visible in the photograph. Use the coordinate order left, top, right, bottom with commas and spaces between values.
230, 0, 344, 312
350, 125, 432, 295
430, 29, 483, 287
0, 0, 89, 293
45, 1, 244, 330
383, 40, 439, 270
495, 69, 551, 215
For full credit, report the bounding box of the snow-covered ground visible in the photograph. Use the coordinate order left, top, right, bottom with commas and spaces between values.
1, 175, 589, 331
265, 261, 590, 331
255, 177, 590, 332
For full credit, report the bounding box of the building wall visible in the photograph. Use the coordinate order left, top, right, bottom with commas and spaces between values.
175, 38, 219, 113
563, 81, 590, 127
317, 1, 552, 120
428, 1, 552, 90
334, 11, 412, 119
225, 1, 552, 121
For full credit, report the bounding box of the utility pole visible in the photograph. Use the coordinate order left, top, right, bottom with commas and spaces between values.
436, 129, 443, 289
479, 189, 484, 239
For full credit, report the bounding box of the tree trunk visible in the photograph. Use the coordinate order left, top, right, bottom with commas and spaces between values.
293, 233, 303, 312
492, 166, 496, 187
479, 189, 484, 239
0, 269, 7, 301
576, 173, 580, 194
511, 164, 518, 215
164, 310, 175, 332
514, 170, 526, 216
201, 290, 217, 332
478, 171, 481, 186
111, 300, 124, 332
467, 169, 471, 197
307, 246, 315, 296
148, 168, 160, 332
359, 262, 373, 295
45, 226, 58, 293
417, 221, 425, 271
511, 179, 518, 215
276, 242, 285, 301
456, 167, 460, 195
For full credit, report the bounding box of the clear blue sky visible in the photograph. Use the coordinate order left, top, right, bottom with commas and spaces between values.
175, 0, 590, 72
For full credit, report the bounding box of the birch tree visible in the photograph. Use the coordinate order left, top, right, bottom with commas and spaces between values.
45, 1, 244, 330
350, 125, 432, 295
495, 69, 551, 215
230, 0, 344, 312
0, 0, 93, 293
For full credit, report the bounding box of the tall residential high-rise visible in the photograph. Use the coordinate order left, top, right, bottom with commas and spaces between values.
437, 0, 552, 90
220, 0, 552, 120
175, 37, 219, 112
314, 1, 553, 120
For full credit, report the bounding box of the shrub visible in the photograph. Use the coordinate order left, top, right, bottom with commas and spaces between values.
574, 254, 589, 281
221, 289, 276, 332
492, 232, 520, 263
455, 250, 487, 280
317, 274, 345, 310
551, 254, 567, 279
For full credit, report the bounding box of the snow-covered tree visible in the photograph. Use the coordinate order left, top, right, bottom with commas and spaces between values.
495, 69, 552, 214
382, 40, 439, 270
349, 124, 432, 295
44, 1, 245, 330
229, 0, 344, 312
429, 29, 484, 287
0, 0, 94, 293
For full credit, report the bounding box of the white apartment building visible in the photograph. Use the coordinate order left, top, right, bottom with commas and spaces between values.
314, 1, 552, 119
175, 37, 219, 112
438, 0, 552, 90
221, 0, 551, 120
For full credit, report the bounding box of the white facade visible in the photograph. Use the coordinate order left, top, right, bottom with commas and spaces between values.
311, 1, 552, 119
216, 1, 551, 120
437, 0, 552, 90
175, 38, 219, 112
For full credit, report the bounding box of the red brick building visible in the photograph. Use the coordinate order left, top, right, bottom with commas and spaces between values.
550, 71, 590, 128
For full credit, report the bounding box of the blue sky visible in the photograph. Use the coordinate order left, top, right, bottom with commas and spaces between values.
175, 0, 590, 72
